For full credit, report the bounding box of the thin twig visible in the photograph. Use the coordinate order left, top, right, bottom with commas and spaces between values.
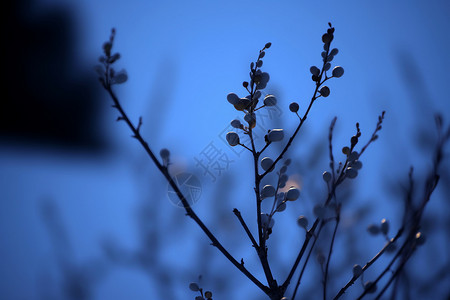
328, 117, 337, 181
333, 228, 403, 300
323, 208, 340, 300
103, 85, 270, 294
233, 208, 259, 251
292, 223, 325, 300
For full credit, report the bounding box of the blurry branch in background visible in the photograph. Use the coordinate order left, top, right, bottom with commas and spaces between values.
95, 24, 449, 300
40, 200, 107, 300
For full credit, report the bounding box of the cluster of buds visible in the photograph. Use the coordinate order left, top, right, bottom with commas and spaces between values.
189, 282, 213, 300
288, 23, 344, 120
225, 42, 285, 147
95, 29, 128, 86
260, 159, 301, 240
367, 218, 399, 252
310, 23, 344, 99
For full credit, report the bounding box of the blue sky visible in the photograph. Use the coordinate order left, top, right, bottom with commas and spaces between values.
1, 0, 450, 299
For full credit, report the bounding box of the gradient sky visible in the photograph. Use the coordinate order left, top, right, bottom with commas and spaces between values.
1, 0, 450, 299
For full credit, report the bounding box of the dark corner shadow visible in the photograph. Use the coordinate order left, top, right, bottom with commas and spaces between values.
2, 0, 106, 153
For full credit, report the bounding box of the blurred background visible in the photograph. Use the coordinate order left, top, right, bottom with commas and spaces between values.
1, 0, 450, 299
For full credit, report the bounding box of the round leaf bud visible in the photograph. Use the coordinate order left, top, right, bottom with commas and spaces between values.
261, 213, 269, 225
415, 232, 426, 246
352, 160, 363, 170
268, 129, 284, 142
332, 66, 344, 78
330, 48, 339, 56
264, 94, 277, 106
189, 283, 200, 292
109, 53, 121, 63
254, 90, 262, 100
319, 86, 330, 97
324, 63, 331, 71
364, 281, 377, 294
297, 215, 308, 229
286, 187, 300, 201
205, 291, 213, 298
227, 93, 240, 105
346, 167, 358, 179
226, 132, 240, 146
160, 148, 170, 160
234, 98, 251, 111
277, 202, 286, 212
289, 102, 299, 112
261, 157, 274, 171
103, 42, 112, 55
322, 33, 331, 43
367, 224, 380, 235
280, 165, 287, 173
261, 185, 276, 198
265, 42, 272, 49
230, 119, 242, 128
342, 146, 350, 155
352, 264, 362, 277
256, 72, 270, 90
280, 174, 288, 182
349, 151, 359, 162
113, 70, 128, 84
244, 112, 256, 124
322, 171, 332, 182
310, 66, 320, 76
380, 219, 389, 235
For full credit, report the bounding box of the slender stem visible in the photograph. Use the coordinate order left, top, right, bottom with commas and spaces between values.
259, 142, 272, 156
374, 250, 414, 300
323, 212, 340, 300
333, 228, 403, 300
282, 186, 336, 291
239, 143, 253, 152
356, 237, 410, 300
359, 111, 385, 157
328, 117, 337, 182
282, 218, 319, 292
104, 85, 270, 295
292, 223, 324, 300
260, 48, 333, 181
233, 208, 259, 251
260, 95, 316, 180
250, 127, 277, 289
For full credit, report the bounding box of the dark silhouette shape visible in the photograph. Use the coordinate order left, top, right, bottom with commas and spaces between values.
2, 0, 104, 150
